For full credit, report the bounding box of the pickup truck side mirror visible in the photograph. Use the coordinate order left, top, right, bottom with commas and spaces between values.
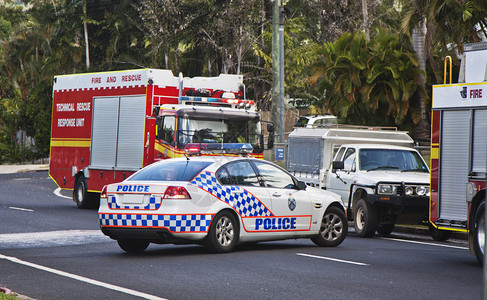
267, 123, 275, 150
332, 161, 344, 173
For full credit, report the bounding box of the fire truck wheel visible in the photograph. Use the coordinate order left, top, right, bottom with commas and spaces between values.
205, 210, 239, 253
428, 224, 452, 241
354, 199, 379, 238
117, 240, 150, 253
376, 223, 395, 236
311, 206, 348, 247
74, 175, 94, 209
473, 202, 485, 265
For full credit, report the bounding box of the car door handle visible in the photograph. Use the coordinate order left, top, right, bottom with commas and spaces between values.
272, 192, 281, 197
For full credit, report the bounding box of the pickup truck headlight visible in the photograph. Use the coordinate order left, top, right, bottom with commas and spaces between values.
415, 186, 430, 197
405, 186, 414, 196
378, 184, 396, 195
378, 183, 429, 196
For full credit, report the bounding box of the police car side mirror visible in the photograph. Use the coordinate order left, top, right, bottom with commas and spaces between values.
297, 180, 307, 190
332, 161, 344, 173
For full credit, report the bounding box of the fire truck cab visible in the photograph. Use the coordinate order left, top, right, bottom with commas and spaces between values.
431, 42, 487, 264
49, 69, 273, 209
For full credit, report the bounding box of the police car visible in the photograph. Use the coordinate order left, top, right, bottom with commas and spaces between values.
98, 145, 347, 253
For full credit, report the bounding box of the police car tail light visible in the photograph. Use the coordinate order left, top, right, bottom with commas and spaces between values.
164, 186, 191, 199
100, 185, 108, 199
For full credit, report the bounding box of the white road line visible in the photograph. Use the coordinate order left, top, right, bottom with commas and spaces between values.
0, 254, 167, 300
8, 207, 34, 212
379, 237, 469, 250
297, 253, 369, 266
54, 187, 71, 199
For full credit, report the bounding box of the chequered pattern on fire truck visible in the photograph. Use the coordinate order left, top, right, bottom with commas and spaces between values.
107, 195, 161, 210
191, 171, 273, 217
98, 213, 214, 232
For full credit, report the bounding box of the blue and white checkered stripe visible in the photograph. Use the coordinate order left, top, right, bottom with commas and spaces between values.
191, 171, 273, 217
107, 195, 161, 210
99, 213, 214, 232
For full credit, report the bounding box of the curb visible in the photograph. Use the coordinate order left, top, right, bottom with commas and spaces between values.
0, 287, 12, 295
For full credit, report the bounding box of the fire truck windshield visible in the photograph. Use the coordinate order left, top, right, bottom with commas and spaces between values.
177, 117, 262, 152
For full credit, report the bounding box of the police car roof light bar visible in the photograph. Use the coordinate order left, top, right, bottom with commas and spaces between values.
184, 143, 253, 155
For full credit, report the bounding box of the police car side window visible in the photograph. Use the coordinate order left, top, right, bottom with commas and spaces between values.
221, 161, 260, 187
216, 168, 233, 185
253, 161, 296, 189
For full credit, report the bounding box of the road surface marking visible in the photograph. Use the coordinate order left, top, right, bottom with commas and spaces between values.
54, 187, 71, 199
380, 237, 468, 250
0, 230, 106, 249
0, 254, 167, 300
8, 207, 34, 212
297, 253, 369, 266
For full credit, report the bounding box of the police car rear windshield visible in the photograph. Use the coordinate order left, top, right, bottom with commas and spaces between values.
129, 160, 213, 182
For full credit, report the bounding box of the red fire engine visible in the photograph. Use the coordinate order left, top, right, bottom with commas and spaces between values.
49, 69, 273, 209
430, 42, 487, 264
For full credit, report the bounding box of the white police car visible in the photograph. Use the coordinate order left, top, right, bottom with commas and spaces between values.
98, 150, 347, 253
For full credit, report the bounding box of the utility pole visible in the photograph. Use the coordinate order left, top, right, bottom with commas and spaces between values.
271, 0, 287, 160
271, 0, 280, 160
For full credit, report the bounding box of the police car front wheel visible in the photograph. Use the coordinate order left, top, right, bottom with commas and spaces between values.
311, 206, 348, 247
205, 211, 239, 253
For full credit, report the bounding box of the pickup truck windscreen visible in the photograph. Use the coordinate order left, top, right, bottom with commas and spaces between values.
359, 149, 429, 172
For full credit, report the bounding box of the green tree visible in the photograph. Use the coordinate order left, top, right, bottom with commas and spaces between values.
312, 29, 424, 128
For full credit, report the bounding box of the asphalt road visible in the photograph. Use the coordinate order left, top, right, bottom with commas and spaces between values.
0, 171, 482, 299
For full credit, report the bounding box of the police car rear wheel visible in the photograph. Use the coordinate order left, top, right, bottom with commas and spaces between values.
206, 211, 239, 253
117, 240, 150, 253
311, 206, 347, 247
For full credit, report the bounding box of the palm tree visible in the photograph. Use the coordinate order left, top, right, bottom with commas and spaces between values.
312, 29, 424, 127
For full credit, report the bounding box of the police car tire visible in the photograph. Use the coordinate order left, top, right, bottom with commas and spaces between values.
117, 240, 150, 253
311, 206, 348, 247
205, 211, 239, 253
473, 201, 485, 265
354, 199, 379, 238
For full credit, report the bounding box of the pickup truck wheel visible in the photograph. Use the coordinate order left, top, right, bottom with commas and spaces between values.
117, 240, 150, 253
428, 224, 452, 241
376, 223, 395, 236
473, 202, 485, 265
311, 206, 348, 247
354, 199, 379, 237
205, 211, 239, 253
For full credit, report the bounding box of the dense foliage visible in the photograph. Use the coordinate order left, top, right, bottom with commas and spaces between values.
0, 0, 486, 162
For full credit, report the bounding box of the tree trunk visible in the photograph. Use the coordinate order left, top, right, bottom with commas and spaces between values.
83, 0, 90, 71
412, 22, 429, 142
361, 0, 370, 41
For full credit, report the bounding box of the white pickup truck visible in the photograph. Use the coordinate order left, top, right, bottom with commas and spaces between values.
286, 126, 447, 238
326, 144, 430, 237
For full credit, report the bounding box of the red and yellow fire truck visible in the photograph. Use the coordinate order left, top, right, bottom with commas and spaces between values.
49, 69, 273, 209
430, 42, 487, 264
